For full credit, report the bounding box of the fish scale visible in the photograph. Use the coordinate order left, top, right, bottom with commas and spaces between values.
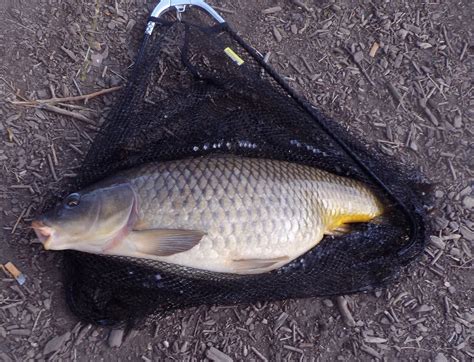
112, 155, 383, 273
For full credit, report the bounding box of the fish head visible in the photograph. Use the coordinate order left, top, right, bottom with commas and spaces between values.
32, 183, 138, 252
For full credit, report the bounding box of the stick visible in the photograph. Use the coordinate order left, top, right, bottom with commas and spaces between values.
336, 296, 356, 327
11, 86, 122, 106
441, 25, 453, 53
40, 104, 96, 125
47, 154, 59, 181
459, 42, 468, 61
11, 208, 27, 234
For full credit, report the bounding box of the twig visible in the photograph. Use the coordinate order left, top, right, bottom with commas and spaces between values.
32, 309, 44, 333
5, 18, 35, 33
11, 208, 27, 234
336, 296, 356, 327
251, 347, 268, 362
47, 154, 59, 181
72, 78, 83, 96
1, 77, 29, 101
360, 344, 382, 359
386, 82, 403, 106
459, 42, 468, 61
419, 98, 439, 126
40, 104, 96, 125
0, 301, 23, 310
344, 47, 375, 86
11, 86, 121, 106
447, 158, 457, 180
441, 25, 454, 53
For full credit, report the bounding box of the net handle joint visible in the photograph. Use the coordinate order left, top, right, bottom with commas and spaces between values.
146, 0, 226, 35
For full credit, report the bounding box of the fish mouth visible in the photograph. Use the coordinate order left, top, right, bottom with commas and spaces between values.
31, 220, 54, 249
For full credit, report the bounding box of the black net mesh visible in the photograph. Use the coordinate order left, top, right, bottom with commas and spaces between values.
61, 11, 427, 327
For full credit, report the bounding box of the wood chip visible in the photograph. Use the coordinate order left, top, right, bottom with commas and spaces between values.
60, 46, 78, 62
43, 332, 71, 356
262, 6, 282, 14
206, 347, 233, 362
430, 236, 446, 249
414, 304, 433, 313
386, 82, 403, 106
369, 42, 379, 57
364, 336, 388, 344
275, 312, 289, 331
419, 98, 439, 126
9, 328, 31, 336
272, 27, 282, 42
360, 344, 382, 359
283, 345, 304, 354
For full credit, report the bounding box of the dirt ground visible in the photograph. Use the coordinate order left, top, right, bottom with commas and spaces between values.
1, 0, 473, 361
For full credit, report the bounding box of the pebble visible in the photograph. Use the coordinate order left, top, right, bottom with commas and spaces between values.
323, 299, 334, 307
434, 352, 448, 362
449, 247, 462, 258
462, 312, 474, 323
291, 24, 298, 34
453, 115, 462, 128
462, 196, 474, 209
353, 51, 364, 63
43, 332, 71, 356
397, 29, 409, 40
108, 329, 124, 348
435, 190, 444, 198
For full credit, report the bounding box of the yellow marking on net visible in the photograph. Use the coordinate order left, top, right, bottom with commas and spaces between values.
224, 47, 244, 66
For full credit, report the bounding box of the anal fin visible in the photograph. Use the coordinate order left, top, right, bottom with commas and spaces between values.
231, 256, 289, 274
128, 229, 205, 257
325, 224, 352, 236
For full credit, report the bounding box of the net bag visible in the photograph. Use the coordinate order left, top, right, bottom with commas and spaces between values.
61, 1, 427, 327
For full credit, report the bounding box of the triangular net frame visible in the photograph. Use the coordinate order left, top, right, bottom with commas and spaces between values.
61, 8, 426, 327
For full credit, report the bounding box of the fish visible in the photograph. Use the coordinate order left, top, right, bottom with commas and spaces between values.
32, 155, 384, 274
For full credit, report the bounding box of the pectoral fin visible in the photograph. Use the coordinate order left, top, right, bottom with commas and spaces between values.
231, 256, 289, 274
128, 229, 205, 256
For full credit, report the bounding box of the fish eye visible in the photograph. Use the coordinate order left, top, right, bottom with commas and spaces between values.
65, 193, 81, 208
